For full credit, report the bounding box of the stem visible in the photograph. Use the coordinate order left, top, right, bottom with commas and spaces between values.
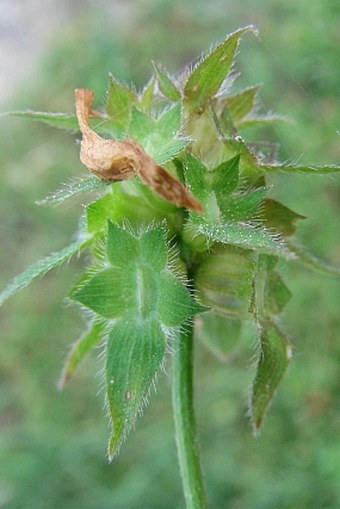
172, 324, 207, 509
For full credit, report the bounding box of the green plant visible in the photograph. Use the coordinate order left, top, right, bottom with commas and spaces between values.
1, 27, 339, 508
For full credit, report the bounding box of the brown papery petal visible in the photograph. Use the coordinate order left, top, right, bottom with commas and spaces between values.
74, 88, 202, 212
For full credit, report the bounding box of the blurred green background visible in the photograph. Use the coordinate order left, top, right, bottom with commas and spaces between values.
0, 1, 339, 508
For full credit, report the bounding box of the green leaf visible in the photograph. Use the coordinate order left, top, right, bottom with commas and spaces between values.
106, 317, 165, 458
211, 154, 240, 196
184, 26, 256, 109
193, 219, 292, 258
37, 176, 110, 206
259, 199, 305, 237
105, 75, 137, 129
70, 267, 135, 319
106, 221, 139, 268
260, 163, 340, 174
224, 85, 261, 123
194, 247, 255, 319
5, 111, 79, 130
251, 320, 292, 432
196, 311, 242, 361
5, 111, 124, 137
58, 319, 106, 388
152, 62, 181, 101
0, 239, 90, 307
157, 272, 205, 327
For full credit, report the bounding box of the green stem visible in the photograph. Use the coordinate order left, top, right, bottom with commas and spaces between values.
172, 324, 207, 509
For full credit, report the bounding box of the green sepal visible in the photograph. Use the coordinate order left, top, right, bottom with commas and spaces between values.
183, 153, 264, 224
251, 320, 292, 432
184, 153, 209, 203
157, 272, 205, 327
252, 254, 292, 320
219, 187, 266, 222
121, 178, 179, 216
58, 319, 106, 388
153, 139, 190, 167
195, 311, 242, 362
157, 103, 182, 140
222, 84, 261, 124
106, 316, 165, 459
105, 75, 137, 130
127, 105, 190, 165
184, 26, 256, 109
221, 132, 258, 168
211, 155, 240, 196
85, 185, 163, 233
128, 108, 157, 142
259, 199, 305, 237
152, 62, 181, 102
0, 238, 91, 307
138, 76, 156, 111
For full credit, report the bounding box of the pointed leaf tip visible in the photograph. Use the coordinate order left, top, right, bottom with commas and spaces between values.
251, 321, 292, 432
58, 320, 105, 389
0, 239, 90, 307
184, 26, 257, 109
157, 272, 205, 327
152, 62, 181, 102
106, 318, 165, 458
106, 75, 137, 129
36, 176, 109, 206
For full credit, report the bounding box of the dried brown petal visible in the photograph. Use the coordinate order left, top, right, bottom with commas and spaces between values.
75, 88, 202, 212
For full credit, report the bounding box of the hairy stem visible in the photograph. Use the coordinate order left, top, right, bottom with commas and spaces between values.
172, 324, 207, 509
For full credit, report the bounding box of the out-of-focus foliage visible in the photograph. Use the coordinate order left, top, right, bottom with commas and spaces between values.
0, 1, 339, 508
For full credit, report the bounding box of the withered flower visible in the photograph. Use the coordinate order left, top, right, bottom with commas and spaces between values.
75, 88, 202, 213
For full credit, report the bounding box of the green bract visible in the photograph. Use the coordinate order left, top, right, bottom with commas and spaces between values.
2, 27, 339, 464
69, 222, 203, 457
